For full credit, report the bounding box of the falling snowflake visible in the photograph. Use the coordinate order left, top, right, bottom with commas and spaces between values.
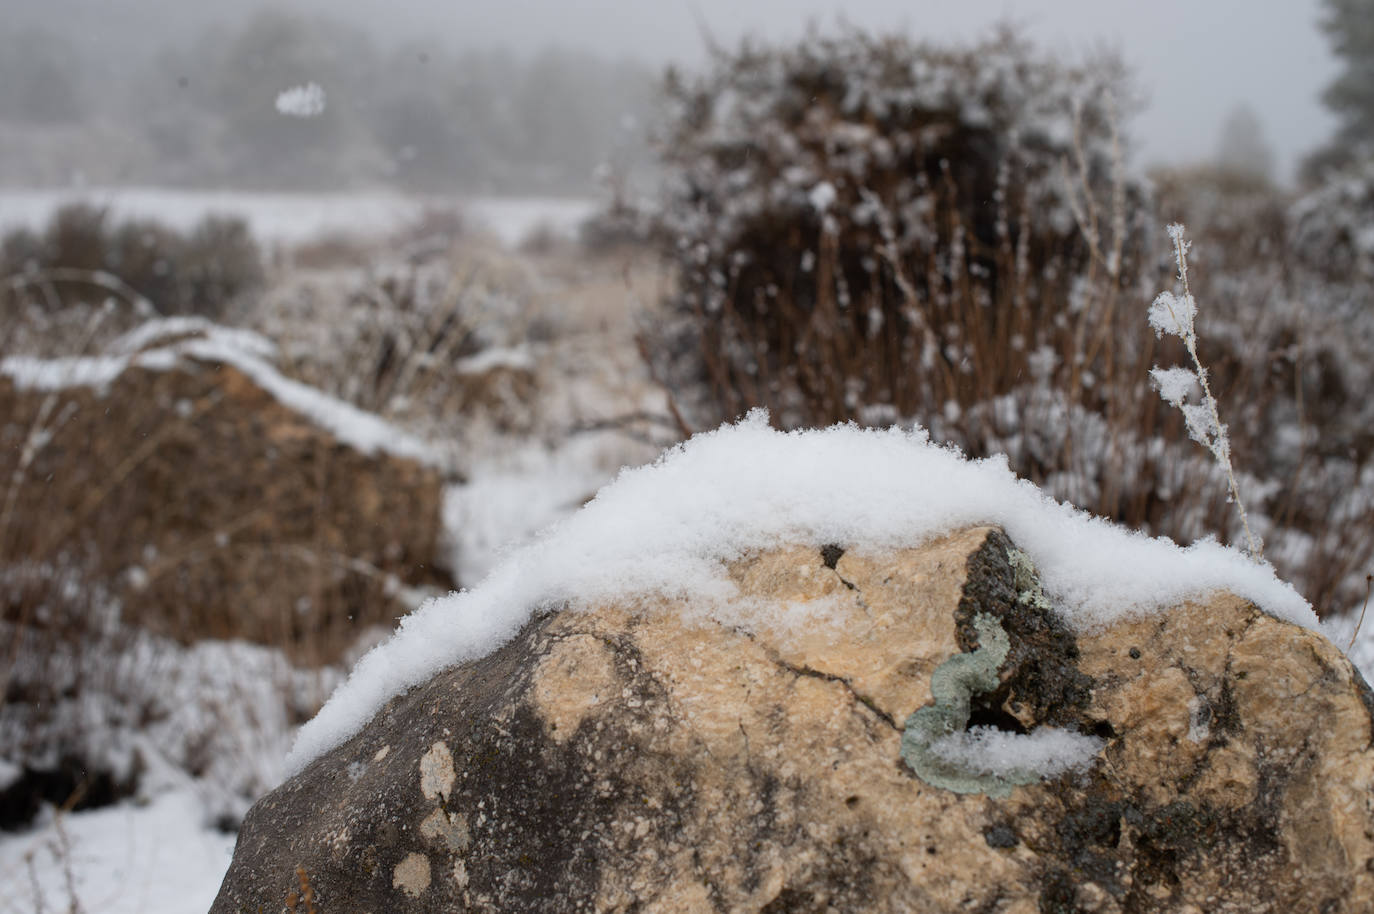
274, 82, 326, 118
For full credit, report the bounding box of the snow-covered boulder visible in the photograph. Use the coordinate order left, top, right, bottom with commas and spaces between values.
0, 319, 453, 665
211, 525, 1374, 912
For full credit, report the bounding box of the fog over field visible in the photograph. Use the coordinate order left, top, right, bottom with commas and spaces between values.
1, 0, 1339, 186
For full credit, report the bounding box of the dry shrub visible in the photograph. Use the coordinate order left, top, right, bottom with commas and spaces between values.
391, 206, 466, 261
1289, 157, 1374, 290
1, 203, 264, 320
263, 254, 545, 438
0, 568, 141, 827
287, 206, 470, 270
648, 26, 1170, 535
0, 355, 451, 666
0, 577, 338, 829
288, 232, 377, 270
579, 197, 654, 253
653, 27, 1144, 431
0, 321, 449, 824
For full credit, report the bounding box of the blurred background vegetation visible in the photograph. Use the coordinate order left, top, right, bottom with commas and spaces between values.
0, 7, 658, 193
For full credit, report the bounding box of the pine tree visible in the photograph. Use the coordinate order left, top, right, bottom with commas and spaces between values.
1215, 103, 1275, 182
1306, 0, 1374, 177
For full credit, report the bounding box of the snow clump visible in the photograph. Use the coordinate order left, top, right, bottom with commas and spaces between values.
930, 726, 1105, 780
274, 82, 326, 118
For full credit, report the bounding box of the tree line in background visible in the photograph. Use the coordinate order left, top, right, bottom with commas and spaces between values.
0, 9, 658, 193
4, 0, 1372, 195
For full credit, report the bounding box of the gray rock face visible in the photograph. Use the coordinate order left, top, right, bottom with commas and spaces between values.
211, 527, 1374, 913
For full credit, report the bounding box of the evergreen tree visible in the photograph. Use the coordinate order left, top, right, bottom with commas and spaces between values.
1321, 0, 1374, 143
1215, 103, 1275, 182
1306, 0, 1374, 177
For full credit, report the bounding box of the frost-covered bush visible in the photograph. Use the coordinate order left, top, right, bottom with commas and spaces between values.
645, 26, 1374, 621
257, 251, 543, 437
1290, 157, 1374, 292
653, 27, 1142, 429
1150, 166, 1287, 265
0, 578, 335, 829
1141, 164, 1374, 614
1146, 224, 1259, 558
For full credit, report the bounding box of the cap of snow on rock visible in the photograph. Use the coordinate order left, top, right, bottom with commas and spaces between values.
286, 410, 1315, 775
274, 82, 326, 118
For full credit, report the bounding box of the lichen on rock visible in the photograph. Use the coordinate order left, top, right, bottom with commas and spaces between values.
1008, 547, 1054, 614
419, 741, 455, 803
900, 609, 1100, 798
900, 613, 1027, 795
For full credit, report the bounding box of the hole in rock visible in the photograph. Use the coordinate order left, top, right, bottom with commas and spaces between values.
966, 706, 1028, 735
1090, 720, 1117, 740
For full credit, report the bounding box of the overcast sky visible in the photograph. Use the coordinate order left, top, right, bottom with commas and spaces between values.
296, 0, 1335, 183
12, 0, 1341, 183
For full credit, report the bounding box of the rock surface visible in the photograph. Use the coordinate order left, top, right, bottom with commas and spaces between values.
212, 526, 1374, 913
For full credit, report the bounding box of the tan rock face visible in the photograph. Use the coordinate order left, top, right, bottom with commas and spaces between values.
212, 527, 1374, 913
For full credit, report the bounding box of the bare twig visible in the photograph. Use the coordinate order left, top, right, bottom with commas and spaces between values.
3, 268, 159, 319
1348, 574, 1373, 653
1150, 224, 1261, 560
633, 333, 694, 440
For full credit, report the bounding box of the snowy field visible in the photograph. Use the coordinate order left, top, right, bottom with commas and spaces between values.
4, 180, 1374, 910
0, 187, 597, 248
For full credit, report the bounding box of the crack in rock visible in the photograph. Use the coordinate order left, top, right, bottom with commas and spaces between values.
769, 655, 900, 731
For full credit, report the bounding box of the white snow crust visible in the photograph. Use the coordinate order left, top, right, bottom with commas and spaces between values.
1, 319, 442, 467
177, 335, 441, 465
454, 344, 535, 376
1, 355, 129, 392
109, 316, 277, 360
288, 411, 1314, 774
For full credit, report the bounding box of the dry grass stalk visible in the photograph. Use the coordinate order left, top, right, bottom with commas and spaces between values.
1148, 223, 1261, 559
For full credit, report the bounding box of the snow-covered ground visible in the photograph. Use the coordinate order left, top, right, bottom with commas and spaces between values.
0, 629, 337, 912
0, 187, 597, 248
5, 187, 1374, 911
0, 790, 236, 914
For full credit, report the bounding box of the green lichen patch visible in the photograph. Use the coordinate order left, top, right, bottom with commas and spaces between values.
1008, 547, 1054, 614
900, 613, 1042, 797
